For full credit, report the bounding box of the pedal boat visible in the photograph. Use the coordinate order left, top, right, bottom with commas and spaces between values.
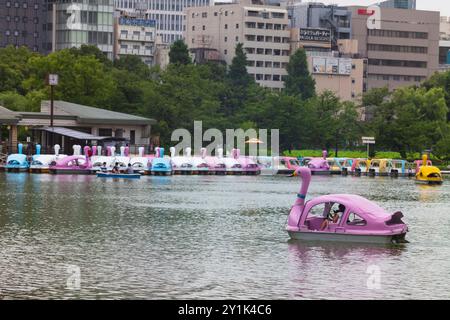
415, 155, 443, 185
5, 154, 29, 172
286, 167, 409, 244
49, 153, 92, 175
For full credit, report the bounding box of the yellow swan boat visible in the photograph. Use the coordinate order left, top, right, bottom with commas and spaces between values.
415, 155, 443, 185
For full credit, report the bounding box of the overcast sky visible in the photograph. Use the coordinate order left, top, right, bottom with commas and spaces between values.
312, 0, 450, 16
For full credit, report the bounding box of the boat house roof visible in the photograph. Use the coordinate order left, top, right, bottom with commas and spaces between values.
0, 100, 156, 126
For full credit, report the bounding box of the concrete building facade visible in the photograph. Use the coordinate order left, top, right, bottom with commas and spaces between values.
114, 0, 210, 44
376, 0, 416, 9
114, 12, 156, 66
286, 1, 352, 50
0, 0, 49, 53
185, 0, 290, 90
348, 5, 440, 91
44, 0, 115, 59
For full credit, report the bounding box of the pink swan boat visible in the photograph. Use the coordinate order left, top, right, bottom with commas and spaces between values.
49, 146, 92, 174
307, 150, 330, 175
286, 167, 408, 244
232, 149, 260, 175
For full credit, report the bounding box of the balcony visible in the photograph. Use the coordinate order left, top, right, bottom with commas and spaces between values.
119, 48, 154, 56
118, 34, 154, 42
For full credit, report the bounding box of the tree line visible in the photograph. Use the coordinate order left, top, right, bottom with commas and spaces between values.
0, 41, 449, 159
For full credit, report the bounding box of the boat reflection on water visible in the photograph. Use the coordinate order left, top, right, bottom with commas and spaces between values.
417, 184, 444, 202
286, 240, 407, 298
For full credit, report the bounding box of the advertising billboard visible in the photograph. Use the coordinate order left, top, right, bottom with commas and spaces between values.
312, 57, 353, 76
299, 28, 331, 43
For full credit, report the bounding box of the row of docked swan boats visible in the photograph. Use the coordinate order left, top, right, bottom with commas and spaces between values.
0, 144, 444, 184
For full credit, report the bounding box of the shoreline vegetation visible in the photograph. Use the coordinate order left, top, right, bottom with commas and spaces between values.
0, 42, 449, 160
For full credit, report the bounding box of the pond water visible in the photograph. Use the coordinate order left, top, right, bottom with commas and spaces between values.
0, 173, 449, 299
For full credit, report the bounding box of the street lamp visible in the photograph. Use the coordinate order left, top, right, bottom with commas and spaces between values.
46, 73, 59, 128
46, 74, 58, 151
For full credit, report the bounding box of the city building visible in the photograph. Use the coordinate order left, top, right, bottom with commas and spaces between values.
290, 25, 365, 103
0, 100, 156, 154
440, 17, 450, 69
114, 0, 210, 44
114, 11, 156, 66
348, 5, 440, 91
286, 1, 352, 50
44, 0, 114, 59
185, 0, 290, 90
376, 0, 416, 9
441, 16, 450, 40
0, 0, 49, 53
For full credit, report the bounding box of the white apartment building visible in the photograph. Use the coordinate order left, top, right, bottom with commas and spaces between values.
114, 14, 156, 65
114, 0, 210, 44
185, 0, 290, 89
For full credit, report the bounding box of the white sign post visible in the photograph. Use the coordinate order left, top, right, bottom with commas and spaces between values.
362, 136, 375, 158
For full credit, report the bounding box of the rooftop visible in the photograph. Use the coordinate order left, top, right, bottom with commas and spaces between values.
0, 100, 156, 126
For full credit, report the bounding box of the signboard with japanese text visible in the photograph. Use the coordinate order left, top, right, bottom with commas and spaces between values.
299, 28, 331, 43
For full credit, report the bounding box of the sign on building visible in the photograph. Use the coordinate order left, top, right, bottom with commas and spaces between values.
299, 28, 331, 43
312, 57, 353, 76
119, 17, 156, 27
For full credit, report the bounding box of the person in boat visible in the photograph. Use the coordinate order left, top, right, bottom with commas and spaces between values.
112, 162, 120, 173
100, 162, 108, 173
126, 163, 134, 174
320, 204, 346, 231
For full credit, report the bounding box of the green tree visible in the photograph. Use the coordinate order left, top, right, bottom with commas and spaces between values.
24, 49, 117, 109
169, 40, 191, 65
0, 45, 37, 94
113, 55, 152, 79
371, 87, 447, 157
284, 48, 315, 99
228, 43, 253, 87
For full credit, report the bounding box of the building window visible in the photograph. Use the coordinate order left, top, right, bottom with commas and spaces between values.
202, 25, 205, 31
133, 45, 140, 50
214, 12, 218, 16
224, 49, 227, 54
224, 24, 228, 29
236, 23, 239, 29
14, 2, 19, 8
22, 2, 27, 8
202, 12, 207, 18
14, 16, 20, 23
5, 30, 10, 36
34, 3, 39, 10
225, 11, 228, 16
192, 38, 194, 44
33, 31, 38, 38
99, 128, 113, 136
351, 78, 355, 84
224, 36, 227, 42
235, 36, 239, 42
6, 1, 11, 7
6, 16, 11, 22
273, 75, 280, 81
